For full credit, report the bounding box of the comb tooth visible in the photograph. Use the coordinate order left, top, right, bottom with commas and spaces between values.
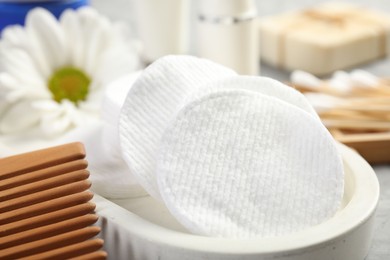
0, 202, 96, 237
0, 191, 94, 225
70, 251, 108, 260
0, 169, 90, 202
0, 159, 88, 190
18, 239, 104, 260
0, 214, 99, 249
0, 226, 101, 259
0, 143, 106, 259
0, 142, 85, 180
0, 180, 91, 213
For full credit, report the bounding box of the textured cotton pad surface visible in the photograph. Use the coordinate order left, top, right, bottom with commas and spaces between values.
191, 76, 319, 119
157, 90, 344, 238
119, 56, 236, 198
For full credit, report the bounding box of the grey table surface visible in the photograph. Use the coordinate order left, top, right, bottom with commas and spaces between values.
91, 0, 390, 259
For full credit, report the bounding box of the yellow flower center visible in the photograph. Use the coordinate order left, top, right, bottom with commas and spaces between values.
48, 67, 90, 104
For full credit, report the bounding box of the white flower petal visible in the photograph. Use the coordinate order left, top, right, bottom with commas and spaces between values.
60, 9, 83, 67
0, 102, 8, 118
79, 91, 102, 113
38, 100, 79, 137
0, 100, 40, 133
84, 18, 111, 76
0, 74, 50, 101
26, 8, 67, 71
1, 48, 44, 86
77, 8, 103, 70
22, 86, 52, 100
61, 7, 100, 70
0, 25, 27, 48
1, 25, 49, 79
77, 6, 100, 23
40, 113, 72, 137
31, 99, 60, 111
23, 37, 51, 78
4, 89, 26, 102
0, 73, 18, 91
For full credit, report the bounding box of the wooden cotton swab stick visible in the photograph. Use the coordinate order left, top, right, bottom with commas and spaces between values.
291, 70, 390, 164
304, 93, 390, 126
334, 104, 390, 113
319, 110, 384, 121
349, 87, 390, 98
346, 97, 390, 105
322, 119, 390, 131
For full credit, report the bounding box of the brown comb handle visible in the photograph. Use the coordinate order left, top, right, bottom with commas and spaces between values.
0, 226, 101, 259
0, 202, 96, 236
0, 142, 85, 180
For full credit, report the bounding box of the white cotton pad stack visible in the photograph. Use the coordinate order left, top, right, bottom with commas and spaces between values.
156, 89, 344, 238
119, 55, 237, 198
118, 55, 344, 238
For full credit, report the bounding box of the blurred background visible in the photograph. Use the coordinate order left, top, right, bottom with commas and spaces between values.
91, 0, 390, 80
0, 1, 389, 258
91, 0, 390, 26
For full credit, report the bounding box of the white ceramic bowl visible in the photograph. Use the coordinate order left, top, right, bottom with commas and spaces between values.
93, 143, 379, 260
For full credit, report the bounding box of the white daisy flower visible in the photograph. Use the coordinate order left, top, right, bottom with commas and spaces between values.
0, 7, 140, 138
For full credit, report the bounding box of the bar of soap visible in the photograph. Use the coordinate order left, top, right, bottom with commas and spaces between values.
259, 2, 390, 75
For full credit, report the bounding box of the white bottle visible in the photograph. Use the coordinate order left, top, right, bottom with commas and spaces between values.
133, 0, 189, 63
197, 0, 259, 75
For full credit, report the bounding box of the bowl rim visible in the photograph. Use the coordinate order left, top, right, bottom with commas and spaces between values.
94, 143, 380, 255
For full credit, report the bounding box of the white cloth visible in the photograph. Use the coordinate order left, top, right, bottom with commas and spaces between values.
157, 89, 344, 238
119, 55, 237, 199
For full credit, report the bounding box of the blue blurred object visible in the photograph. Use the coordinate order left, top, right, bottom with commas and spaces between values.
0, 0, 89, 32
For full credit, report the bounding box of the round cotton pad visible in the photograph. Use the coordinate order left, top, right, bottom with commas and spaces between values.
157, 90, 344, 238
191, 76, 319, 119
119, 55, 236, 198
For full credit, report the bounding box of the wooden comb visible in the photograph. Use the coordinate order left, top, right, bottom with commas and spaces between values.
0, 142, 107, 260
